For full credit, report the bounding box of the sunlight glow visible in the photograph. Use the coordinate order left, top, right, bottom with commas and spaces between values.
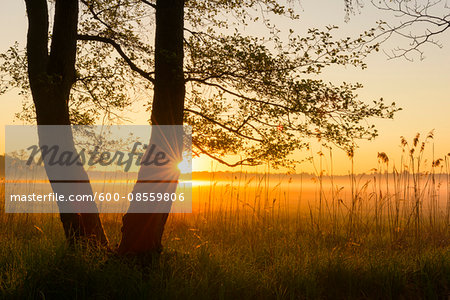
177, 158, 191, 174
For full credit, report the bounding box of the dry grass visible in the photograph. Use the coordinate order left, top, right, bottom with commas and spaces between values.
0, 133, 449, 299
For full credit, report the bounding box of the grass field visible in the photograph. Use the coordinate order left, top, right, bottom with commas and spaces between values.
0, 141, 449, 299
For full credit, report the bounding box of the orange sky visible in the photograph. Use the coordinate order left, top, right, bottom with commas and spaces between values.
1, 0, 449, 175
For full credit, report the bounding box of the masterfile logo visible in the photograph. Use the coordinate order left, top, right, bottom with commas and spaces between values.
4, 125, 192, 213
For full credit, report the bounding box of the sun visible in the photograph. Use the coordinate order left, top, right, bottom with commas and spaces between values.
177, 157, 191, 174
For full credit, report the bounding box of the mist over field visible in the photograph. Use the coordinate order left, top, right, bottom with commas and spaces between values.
1, 0, 450, 298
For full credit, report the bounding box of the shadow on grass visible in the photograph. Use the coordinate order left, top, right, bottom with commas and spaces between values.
1, 239, 448, 300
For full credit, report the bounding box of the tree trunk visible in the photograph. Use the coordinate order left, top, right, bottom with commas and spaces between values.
118, 0, 185, 255
25, 0, 107, 245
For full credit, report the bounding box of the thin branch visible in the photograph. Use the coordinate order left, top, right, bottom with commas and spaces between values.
140, 0, 156, 9
370, 0, 450, 60
186, 78, 291, 111
192, 139, 261, 167
77, 34, 155, 84
185, 108, 264, 142
80, 0, 115, 33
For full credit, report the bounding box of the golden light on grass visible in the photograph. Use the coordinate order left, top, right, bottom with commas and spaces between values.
0, 133, 449, 298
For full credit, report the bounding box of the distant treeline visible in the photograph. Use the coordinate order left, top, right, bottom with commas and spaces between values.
0, 159, 447, 180
0, 155, 4, 177
191, 171, 450, 181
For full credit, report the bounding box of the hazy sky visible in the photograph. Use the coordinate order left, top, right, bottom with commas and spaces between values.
1, 0, 449, 174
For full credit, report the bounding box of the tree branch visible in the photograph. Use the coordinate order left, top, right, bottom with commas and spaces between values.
140, 0, 156, 9
192, 139, 261, 167
186, 78, 291, 111
185, 108, 264, 142
77, 34, 155, 84
80, 0, 115, 33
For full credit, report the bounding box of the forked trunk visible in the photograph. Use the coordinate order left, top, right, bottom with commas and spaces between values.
25, 0, 107, 245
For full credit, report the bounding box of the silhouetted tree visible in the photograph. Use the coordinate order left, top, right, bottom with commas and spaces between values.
1, 0, 400, 253
22, 0, 107, 244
